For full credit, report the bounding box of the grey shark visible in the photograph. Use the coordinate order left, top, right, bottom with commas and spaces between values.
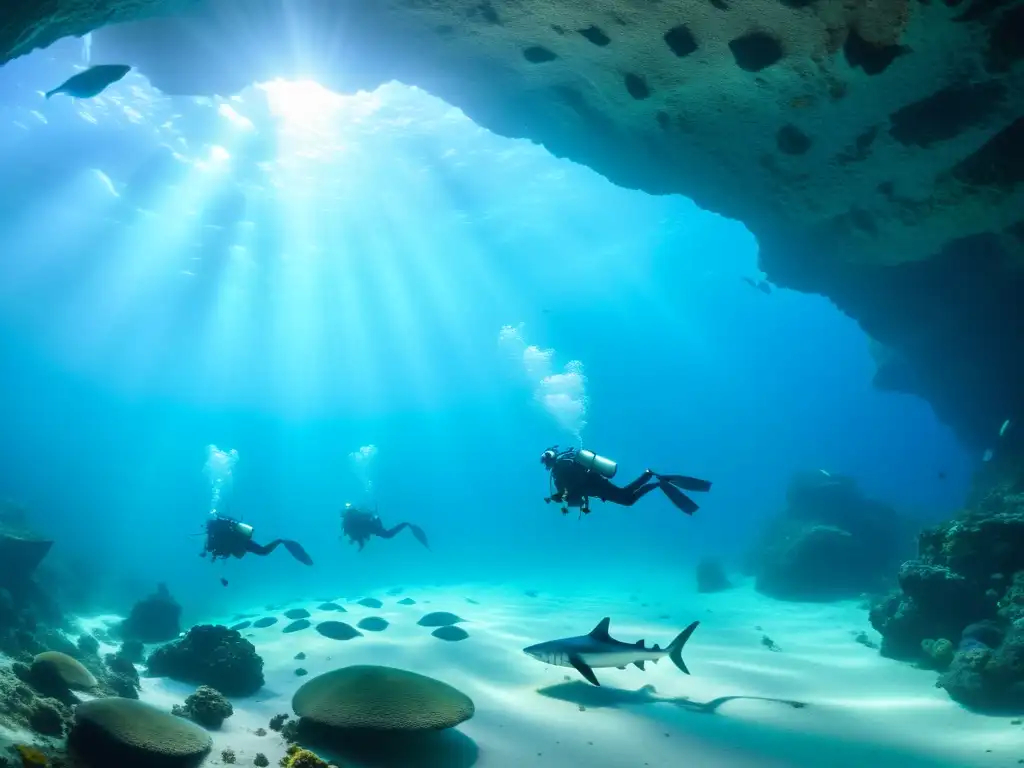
523, 617, 699, 686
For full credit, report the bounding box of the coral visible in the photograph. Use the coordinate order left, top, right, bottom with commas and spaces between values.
27, 652, 96, 702
75, 634, 99, 657
221, 748, 236, 764
268, 714, 288, 732
0, 665, 72, 738
292, 665, 474, 731
254, 754, 269, 767
920, 638, 955, 671
119, 583, 182, 644
27, 698, 71, 736
147, 625, 264, 696
172, 685, 234, 729
14, 744, 47, 766
870, 490, 1024, 708
749, 472, 912, 601
69, 697, 213, 765
695, 559, 733, 594
117, 639, 145, 665
280, 745, 328, 768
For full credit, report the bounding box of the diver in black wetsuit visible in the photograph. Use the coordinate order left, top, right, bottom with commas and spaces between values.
541, 446, 712, 516
340, 503, 430, 551
201, 515, 314, 566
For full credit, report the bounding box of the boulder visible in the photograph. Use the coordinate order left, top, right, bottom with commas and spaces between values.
750, 472, 912, 601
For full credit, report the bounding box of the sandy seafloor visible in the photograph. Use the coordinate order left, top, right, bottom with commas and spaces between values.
5, 580, 1024, 768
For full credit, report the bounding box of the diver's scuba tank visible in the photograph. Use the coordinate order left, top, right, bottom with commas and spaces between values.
234, 521, 254, 541
574, 449, 618, 479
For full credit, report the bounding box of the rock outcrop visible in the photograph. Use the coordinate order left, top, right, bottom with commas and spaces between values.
749, 470, 914, 601
869, 482, 1024, 710
0, 0, 1022, 444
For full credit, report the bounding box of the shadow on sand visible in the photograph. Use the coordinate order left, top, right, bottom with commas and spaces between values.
537, 681, 808, 714
290, 719, 479, 768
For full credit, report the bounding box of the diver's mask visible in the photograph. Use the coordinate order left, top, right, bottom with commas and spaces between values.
540, 448, 558, 469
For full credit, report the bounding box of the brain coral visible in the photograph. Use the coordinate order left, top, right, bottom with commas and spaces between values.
292, 665, 474, 731
71, 697, 213, 765
31, 651, 97, 689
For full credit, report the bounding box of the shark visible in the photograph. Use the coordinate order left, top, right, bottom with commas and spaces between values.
523, 617, 699, 686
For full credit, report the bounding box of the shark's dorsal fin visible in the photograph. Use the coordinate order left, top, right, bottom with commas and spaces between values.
653, 643, 661, 651
589, 617, 612, 641
635, 639, 644, 647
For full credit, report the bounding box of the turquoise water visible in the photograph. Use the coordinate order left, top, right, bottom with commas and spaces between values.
0, 34, 990, 768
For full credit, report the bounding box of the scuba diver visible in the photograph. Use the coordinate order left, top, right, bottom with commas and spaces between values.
200, 514, 314, 568
340, 503, 430, 551
541, 446, 712, 516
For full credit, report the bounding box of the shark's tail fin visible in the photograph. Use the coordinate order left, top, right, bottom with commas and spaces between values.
44, 89, 57, 100
667, 621, 699, 674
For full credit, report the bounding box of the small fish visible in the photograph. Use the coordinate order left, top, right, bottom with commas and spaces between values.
220, 578, 229, 587
741, 276, 772, 295
999, 419, 1011, 438
818, 469, 831, 477
983, 449, 994, 462
45, 64, 131, 100
523, 617, 698, 687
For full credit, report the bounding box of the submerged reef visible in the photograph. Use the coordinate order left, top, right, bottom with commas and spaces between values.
119, 582, 182, 643
147, 624, 265, 696
748, 471, 913, 601
870, 480, 1024, 710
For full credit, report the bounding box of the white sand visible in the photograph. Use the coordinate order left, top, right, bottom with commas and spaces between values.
14, 583, 1023, 766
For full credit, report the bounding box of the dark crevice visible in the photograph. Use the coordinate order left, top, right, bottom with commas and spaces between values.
578, 25, 610, 46
776, 124, 812, 155
709, 0, 730, 8
523, 45, 557, 63
624, 73, 650, 100
664, 25, 698, 58
729, 32, 783, 72
843, 29, 909, 75
468, 2, 500, 24
952, 118, 1024, 189
656, 110, 670, 131
984, 5, 1024, 72
838, 125, 879, 164
889, 81, 1007, 147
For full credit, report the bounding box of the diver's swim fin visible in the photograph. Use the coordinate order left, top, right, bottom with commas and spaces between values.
408, 523, 430, 550
655, 474, 712, 493
282, 540, 314, 566
658, 480, 700, 515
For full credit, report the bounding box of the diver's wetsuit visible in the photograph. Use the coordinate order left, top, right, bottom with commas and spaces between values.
545, 448, 712, 515
341, 507, 430, 551
203, 516, 313, 565
551, 459, 659, 508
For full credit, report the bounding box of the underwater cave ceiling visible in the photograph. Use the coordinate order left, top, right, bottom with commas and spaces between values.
2, 0, 1024, 447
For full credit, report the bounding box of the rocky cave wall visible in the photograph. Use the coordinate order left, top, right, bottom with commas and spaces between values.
1, 0, 1023, 448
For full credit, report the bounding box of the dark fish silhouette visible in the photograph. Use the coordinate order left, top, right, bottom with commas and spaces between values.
742, 276, 773, 295
220, 578, 229, 587
46, 65, 132, 100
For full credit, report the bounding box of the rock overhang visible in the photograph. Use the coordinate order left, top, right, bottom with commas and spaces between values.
1, 0, 1022, 448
